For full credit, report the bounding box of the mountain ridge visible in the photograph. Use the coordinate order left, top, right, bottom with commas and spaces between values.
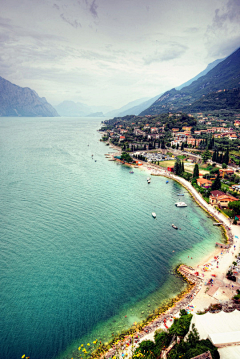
140, 47, 240, 115
0, 76, 59, 117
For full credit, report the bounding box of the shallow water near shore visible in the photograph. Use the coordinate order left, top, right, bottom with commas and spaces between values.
0, 117, 224, 359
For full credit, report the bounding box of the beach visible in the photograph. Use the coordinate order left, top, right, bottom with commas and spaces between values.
100, 158, 240, 358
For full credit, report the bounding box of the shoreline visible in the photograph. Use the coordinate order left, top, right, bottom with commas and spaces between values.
95, 152, 240, 358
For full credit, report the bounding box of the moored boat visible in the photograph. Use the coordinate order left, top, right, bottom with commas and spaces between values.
175, 202, 187, 207
152, 212, 156, 218
172, 224, 178, 229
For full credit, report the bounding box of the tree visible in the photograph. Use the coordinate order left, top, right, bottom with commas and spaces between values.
121, 152, 133, 163
181, 161, 185, 173
212, 150, 217, 162
174, 159, 181, 175
202, 149, 211, 163
211, 173, 221, 191
181, 142, 184, 151
222, 147, 229, 165
193, 164, 199, 178
222, 163, 227, 169
228, 201, 240, 214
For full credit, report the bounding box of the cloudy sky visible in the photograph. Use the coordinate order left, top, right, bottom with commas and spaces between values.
1, 0, 240, 109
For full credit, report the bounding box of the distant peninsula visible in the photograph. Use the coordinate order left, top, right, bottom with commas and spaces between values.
0, 76, 59, 117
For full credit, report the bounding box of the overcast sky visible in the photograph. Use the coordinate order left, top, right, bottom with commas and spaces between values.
1, 0, 240, 108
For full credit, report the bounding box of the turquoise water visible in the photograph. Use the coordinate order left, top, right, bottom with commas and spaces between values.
0, 117, 223, 359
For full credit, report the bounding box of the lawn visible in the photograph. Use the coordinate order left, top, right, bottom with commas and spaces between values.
158, 160, 175, 168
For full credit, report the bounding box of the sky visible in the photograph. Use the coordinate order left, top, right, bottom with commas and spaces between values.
1, 0, 240, 109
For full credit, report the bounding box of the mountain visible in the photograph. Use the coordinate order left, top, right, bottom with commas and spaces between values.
105, 97, 151, 118
117, 94, 161, 117
140, 47, 240, 115
0, 76, 59, 117
176, 57, 225, 90
55, 100, 112, 117
86, 112, 105, 117
181, 88, 240, 112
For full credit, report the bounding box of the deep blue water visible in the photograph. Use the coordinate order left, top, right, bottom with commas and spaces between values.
0, 117, 223, 359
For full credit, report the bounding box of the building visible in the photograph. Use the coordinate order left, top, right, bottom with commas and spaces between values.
219, 169, 234, 178
188, 311, 240, 359
209, 190, 225, 205
209, 191, 238, 208
134, 128, 146, 136
187, 138, 203, 147
197, 178, 212, 189
231, 185, 240, 193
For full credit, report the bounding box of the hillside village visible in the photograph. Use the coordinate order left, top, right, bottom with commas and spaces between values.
101, 110, 240, 218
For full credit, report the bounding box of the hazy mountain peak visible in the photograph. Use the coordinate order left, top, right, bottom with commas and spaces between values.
0, 76, 59, 117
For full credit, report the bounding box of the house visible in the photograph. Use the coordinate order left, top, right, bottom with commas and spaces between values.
182, 126, 192, 131
217, 194, 238, 208
120, 129, 128, 134
219, 169, 234, 178
187, 138, 203, 146
209, 190, 225, 205
147, 134, 160, 140
151, 127, 158, 133
134, 129, 145, 136
197, 178, 212, 189
191, 351, 213, 359
171, 140, 182, 147
231, 185, 240, 193
211, 193, 238, 208
228, 133, 237, 140
119, 136, 125, 142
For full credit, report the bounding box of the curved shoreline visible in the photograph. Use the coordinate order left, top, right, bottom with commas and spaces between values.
91, 158, 240, 359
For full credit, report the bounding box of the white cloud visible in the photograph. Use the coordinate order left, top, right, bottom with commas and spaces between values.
0, 0, 239, 108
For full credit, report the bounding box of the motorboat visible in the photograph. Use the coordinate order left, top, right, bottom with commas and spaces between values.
177, 194, 184, 196
175, 202, 187, 207
147, 177, 151, 184
152, 212, 156, 218
172, 224, 178, 229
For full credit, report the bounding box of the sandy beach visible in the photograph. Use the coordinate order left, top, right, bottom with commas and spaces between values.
100, 160, 240, 358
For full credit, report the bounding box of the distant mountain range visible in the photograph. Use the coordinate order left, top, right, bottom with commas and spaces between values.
140, 47, 240, 115
0, 76, 59, 117
175, 57, 225, 90
106, 56, 226, 118
54, 101, 112, 117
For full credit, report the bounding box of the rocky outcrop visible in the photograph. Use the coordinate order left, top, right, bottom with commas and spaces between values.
0, 76, 59, 117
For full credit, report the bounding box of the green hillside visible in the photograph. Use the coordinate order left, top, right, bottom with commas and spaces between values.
140, 47, 240, 115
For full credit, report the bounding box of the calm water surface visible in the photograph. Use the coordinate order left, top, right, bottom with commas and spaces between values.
0, 117, 223, 359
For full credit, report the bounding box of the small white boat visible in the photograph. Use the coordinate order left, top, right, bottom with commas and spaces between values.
175, 202, 187, 207
177, 194, 184, 196
152, 212, 156, 218
172, 224, 178, 229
